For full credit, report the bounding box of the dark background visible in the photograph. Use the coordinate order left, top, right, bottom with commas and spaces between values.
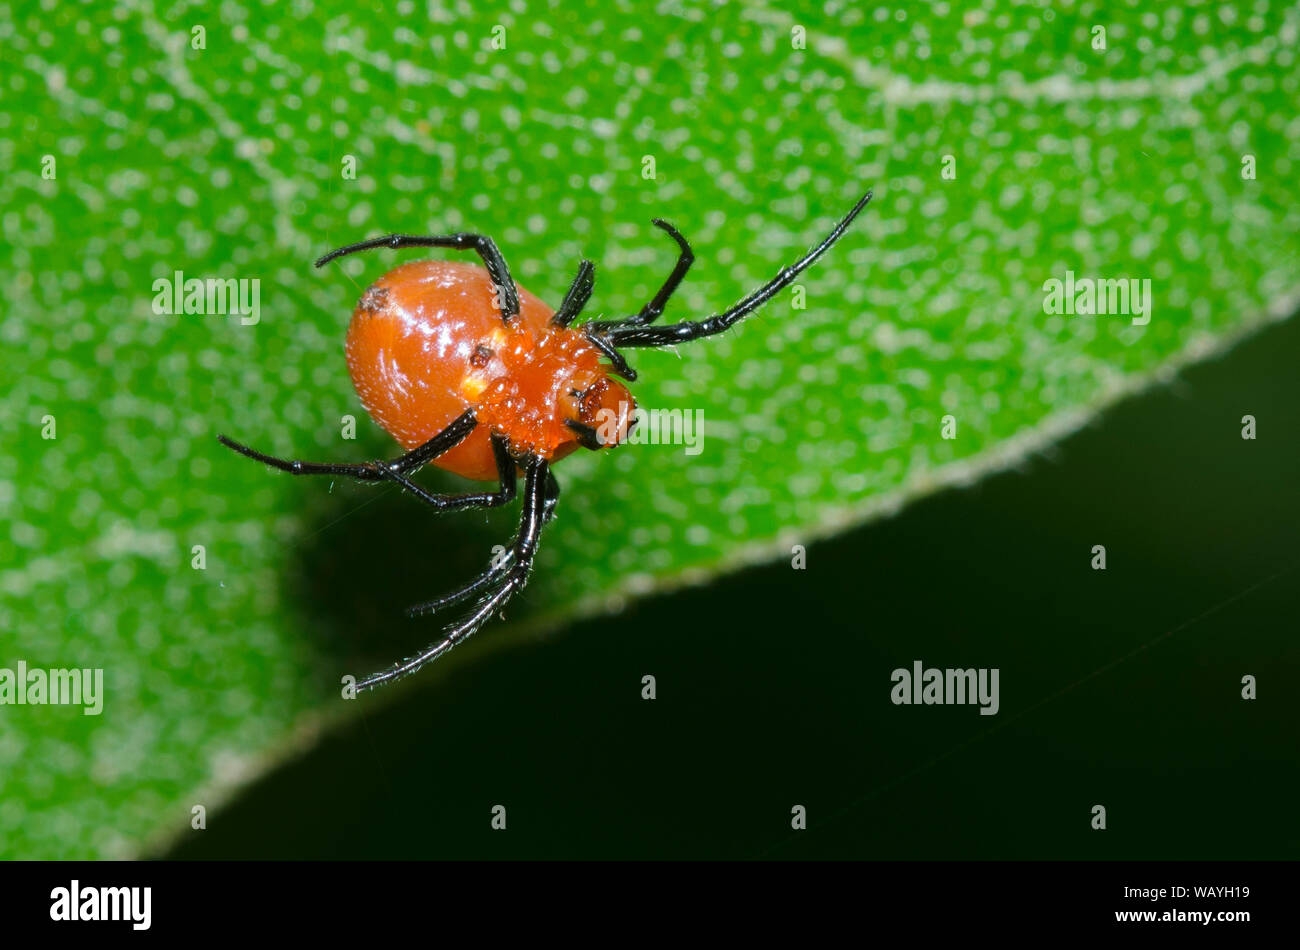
169, 312, 1298, 860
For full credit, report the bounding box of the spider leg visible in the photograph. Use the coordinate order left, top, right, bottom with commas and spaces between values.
542, 468, 561, 522
217, 409, 478, 482
549, 259, 596, 328
358, 456, 553, 691
404, 465, 560, 619
314, 232, 521, 325
585, 330, 637, 381
375, 433, 516, 514
585, 218, 693, 331
600, 190, 872, 348
405, 550, 517, 619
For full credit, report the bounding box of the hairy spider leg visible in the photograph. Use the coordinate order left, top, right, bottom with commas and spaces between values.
217, 408, 479, 483
589, 218, 694, 331
549, 259, 596, 329
405, 468, 560, 619
374, 433, 517, 513
595, 190, 872, 349
356, 456, 552, 691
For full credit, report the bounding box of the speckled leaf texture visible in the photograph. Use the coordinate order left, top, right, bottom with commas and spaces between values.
2, 1, 1297, 858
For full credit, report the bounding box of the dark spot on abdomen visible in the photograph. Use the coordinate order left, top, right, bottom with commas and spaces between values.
470, 343, 494, 368
358, 285, 391, 315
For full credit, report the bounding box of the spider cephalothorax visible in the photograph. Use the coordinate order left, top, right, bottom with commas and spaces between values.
219, 190, 872, 690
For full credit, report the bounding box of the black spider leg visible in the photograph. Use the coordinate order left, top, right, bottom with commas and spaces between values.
549, 259, 595, 328
376, 432, 517, 513
542, 467, 561, 521
217, 408, 478, 483
357, 456, 552, 691
585, 218, 694, 331
406, 468, 560, 619
543, 257, 636, 379
585, 329, 637, 381
314, 232, 521, 325
601, 190, 873, 348
575, 219, 694, 380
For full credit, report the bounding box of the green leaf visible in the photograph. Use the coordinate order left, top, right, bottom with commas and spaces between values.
3, 2, 1297, 858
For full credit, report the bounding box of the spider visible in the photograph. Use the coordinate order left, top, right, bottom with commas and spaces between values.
219, 189, 873, 690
